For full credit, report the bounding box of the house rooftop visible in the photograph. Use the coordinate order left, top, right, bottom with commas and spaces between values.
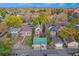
8, 28, 21, 33
33, 38, 47, 45
52, 36, 63, 44
21, 24, 32, 31
74, 23, 79, 27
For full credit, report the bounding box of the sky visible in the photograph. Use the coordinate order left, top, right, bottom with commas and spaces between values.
0, 3, 79, 8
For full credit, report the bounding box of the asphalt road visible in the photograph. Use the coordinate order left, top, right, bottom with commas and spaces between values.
11, 48, 79, 56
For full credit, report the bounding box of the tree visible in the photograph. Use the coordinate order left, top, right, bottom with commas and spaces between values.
67, 11, 72, 18
3, 15, 23, 28
0, 10, 8, 18
31, 27, 35, 45
0, 38, 12, 56
57, 27, 67, 41
57, 26, 77, 48
45, 27, 51, 43
76, 17, 79, 23
74, 28, 79, 42
32, 14, 47, 25
68, 17, 76, 27
32, 14, 55, 29
58, 26, 76, 41
49, 41, 56, 49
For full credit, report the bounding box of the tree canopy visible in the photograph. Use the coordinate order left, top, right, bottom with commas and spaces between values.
0, 38, 11, 56
57, 26, 76, 41
3, 15, 23, 28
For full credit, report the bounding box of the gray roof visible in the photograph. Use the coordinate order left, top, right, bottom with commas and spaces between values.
52, 36, 63, 44
8, 28, 21, 33
74, 23, 79, 28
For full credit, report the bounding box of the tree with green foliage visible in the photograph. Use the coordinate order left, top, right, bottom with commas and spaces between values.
25, 36, 32, 47
49, 41, 56, 49
76, 17, 79, 23
67, 11, 72, 17
0, 38, 12, 56
57, 26, 77, 47
3, 15, 23, 28
58, 26, 76, 40
57, 26, 78, 48
45, 27, 51, 43
32, 14, 47, 25
57, 26, 68, 47
68, 17, 76, 27
0, 11, 7, 18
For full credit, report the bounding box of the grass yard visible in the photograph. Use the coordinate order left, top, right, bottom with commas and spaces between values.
24, 36, 32, 47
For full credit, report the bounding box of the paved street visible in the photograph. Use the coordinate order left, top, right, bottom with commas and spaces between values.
11, 48, 79, 56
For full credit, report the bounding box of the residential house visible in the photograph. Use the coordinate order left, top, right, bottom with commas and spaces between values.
20, 23, 32, 37
65, 37, 79, 48
8, 27, 21, 37
32, 38, 47, 50
72, 8, 79, 18
51, 36, 64, 49
73, 8, 79, 14
48, 25, 64, 49
53, 12, 68, 26
35, 25, 43, 37
72, 12, 79, 18
68, 41, 79, 48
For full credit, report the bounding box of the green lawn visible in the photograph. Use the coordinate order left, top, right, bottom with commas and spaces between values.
24, 36, 32, 47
